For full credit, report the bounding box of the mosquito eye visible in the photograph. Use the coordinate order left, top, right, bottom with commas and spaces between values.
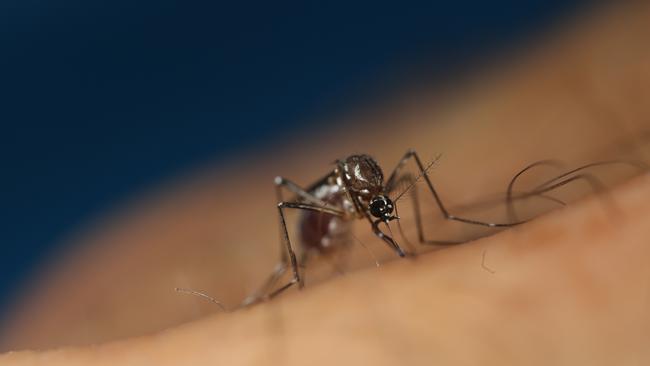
369, 200, 384, 217
369, 196, 394, 218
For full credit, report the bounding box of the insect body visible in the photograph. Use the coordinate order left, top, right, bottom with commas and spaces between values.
241, 149, 522, 306
177, 149, 646, 308
297, 154, 399, 255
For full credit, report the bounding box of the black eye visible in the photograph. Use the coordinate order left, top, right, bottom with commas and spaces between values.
369, 196, 394, 218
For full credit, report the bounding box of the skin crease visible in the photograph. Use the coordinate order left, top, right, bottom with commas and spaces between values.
2, 2, 650, 365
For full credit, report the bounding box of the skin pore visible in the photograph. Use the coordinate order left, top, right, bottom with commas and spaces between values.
2, 2, 650, 365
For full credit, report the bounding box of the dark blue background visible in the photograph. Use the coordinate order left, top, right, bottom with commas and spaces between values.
0, 1, 585, 312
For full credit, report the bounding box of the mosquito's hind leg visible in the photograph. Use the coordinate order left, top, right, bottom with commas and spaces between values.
240, 202, 344, 306
506, 160, 648, 221
505, 160, 571, 221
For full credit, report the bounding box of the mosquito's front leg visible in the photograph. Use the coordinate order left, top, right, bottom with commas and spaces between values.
383, 149, 528, 249
387, 172, 463, 246
396, 149, 526, 227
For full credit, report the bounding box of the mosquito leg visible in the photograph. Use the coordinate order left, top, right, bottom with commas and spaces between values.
507, 159, 648, 221
447, 161, 625, 221
389, 149, 526, 229
385, 152, 416, 193
525, 174, 607, 200
409, 183, 464, 245
392, 204, 418, 254
505, 160, 567, 222
271, 175, 347, 263
528, 161, 635, 193
245, 178, 322, 305
369, 216, 409, 257
506, 160, 564, 197
270, 202, 343, 298
241, 202, 344, 306
386, 164, 470, 246
240, 262, 287, 307
265, 251, 312, 300
274, 176, 333, 208
297, 251, 310, 289
386, 152, 578, 245
409, 181, 567, 246
521, 160, 648, 201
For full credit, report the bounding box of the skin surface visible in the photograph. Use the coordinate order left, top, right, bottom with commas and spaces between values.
3, 174, 650, 365
2, 2, 650, 364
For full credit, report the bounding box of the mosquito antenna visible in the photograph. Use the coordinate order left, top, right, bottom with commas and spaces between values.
175, 287, 226, 311
351, 232, 380, 267
392, 154, 442, 203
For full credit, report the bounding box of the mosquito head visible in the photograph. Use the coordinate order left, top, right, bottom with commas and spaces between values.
369, 195, 396, 222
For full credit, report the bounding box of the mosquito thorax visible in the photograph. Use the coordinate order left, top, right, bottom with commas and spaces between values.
339, 154, 384, 197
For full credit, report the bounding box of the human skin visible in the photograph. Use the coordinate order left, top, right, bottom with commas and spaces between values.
3, 174, 650, 366
2, 2, 650, 365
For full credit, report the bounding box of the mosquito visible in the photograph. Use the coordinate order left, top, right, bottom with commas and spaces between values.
240, 148, 532, 306
176, 148, 647, 308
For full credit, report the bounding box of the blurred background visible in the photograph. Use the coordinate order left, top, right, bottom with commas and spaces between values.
0, 0, 588, 319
